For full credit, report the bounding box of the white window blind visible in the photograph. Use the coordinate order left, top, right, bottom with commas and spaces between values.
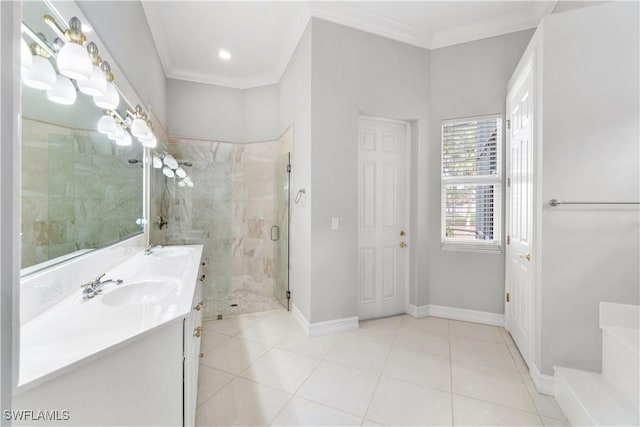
441, 115, 502, 252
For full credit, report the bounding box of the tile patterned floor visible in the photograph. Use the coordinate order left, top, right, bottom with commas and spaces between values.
196, 309, 568, 427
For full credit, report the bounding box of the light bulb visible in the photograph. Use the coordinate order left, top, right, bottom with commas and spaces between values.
93, 82, 120, 110
175, 166, 186, 178
162, 166, 175, 178
97, 115, 117, 135
77, 64, 107, 96
57, 42, 92, 81
187, 181, 194, 188
152, 155, 163, 169
141, 134, 157, 148
178, 180, 186, 187
22, 55, 56, 90
163, 155, 178, 169
116, 131, 132, 146
47, 74, 77, 105
108, 125, 125, 141
130, 117, 148, 138
21, 39, 32, 73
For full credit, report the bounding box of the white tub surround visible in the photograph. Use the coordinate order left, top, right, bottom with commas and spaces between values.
18, 244, 203, 389
554, 302, 639, 426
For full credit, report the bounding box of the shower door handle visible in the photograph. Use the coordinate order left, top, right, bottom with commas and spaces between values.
271, 225, 280, 241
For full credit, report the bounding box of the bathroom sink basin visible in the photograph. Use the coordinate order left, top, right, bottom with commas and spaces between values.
150, 246, 194, 258
101, 278, 179, 306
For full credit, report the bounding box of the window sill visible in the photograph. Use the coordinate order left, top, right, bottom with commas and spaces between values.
441, 242, 503, 254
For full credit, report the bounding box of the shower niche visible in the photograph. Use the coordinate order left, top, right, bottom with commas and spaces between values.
158, 129, 292, 320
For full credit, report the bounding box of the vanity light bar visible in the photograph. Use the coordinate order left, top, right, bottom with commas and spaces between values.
23, 12, 155, 149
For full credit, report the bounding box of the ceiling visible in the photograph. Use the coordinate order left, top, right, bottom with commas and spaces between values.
141, 1, 555, 89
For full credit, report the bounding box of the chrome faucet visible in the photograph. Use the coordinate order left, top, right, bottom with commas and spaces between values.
144, 244, 163, 255
81, 273, 123, 299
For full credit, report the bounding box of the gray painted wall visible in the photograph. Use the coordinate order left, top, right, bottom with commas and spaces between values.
76, 1, 168, 130
278, 25, 312, 320
428, 30, 534, 314
309, 18, 431, 323
539, 1, 639, 374
167, 79, 279, 143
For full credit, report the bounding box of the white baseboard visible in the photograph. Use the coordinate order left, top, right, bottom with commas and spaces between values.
531, 363, 555, 396
291, 304, 310, 335
428, 304, 505, 327
308, 316, 359, 337
406, 304, 429, 318
405, 304, 504, 327
292, 304, 359, 337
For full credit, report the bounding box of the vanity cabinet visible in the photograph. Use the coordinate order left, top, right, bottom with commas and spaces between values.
14, 249, 206, 427
184, 274, 203, 426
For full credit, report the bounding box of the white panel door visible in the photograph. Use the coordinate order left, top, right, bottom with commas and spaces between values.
505, 63, 534, 365
358, 117, 408, 320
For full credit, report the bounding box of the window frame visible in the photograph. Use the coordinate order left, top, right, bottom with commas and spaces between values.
440, 114, 503, 253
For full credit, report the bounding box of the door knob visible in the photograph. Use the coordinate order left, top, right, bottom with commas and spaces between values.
518, 252, 531, 261
399, 241, 407, 248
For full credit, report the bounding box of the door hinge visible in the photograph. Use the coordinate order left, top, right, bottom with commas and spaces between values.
286, 290, 291, 300
507, 177, 511, 187
506, 119, 511, 130
506, 292, 510, 303
507, 235, 510, 245
286, 164, 291, 173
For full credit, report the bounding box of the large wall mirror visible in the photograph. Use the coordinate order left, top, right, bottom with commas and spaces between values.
21, 1, 144, 274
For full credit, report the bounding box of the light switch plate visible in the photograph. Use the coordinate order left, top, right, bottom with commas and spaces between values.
331, 217, 339, 230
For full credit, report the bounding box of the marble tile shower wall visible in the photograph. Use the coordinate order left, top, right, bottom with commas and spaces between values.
21, 119, 143, 269
159, 138, 280, 319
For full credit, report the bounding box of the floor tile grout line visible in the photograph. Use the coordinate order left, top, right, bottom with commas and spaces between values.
451, 391, 544, 417
360, 316, 402, 424
500, 330, 560, 423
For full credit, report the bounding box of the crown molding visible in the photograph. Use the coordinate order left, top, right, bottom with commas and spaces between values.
145, 2, 550, 90
431, 15, 540, 49
309, 2, 434, 49
165, 69, 281, 91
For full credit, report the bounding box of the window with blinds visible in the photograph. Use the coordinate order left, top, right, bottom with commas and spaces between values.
441, 114, 502, 251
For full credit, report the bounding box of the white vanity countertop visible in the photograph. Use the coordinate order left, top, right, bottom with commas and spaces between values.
17, 244, 204, 392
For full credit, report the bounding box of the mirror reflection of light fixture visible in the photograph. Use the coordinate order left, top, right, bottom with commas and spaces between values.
22, 44, 56, 90
108, 124, 125, 141
47, 16, 92, 81
163, 154, 178, 170
77, 42, 107, 96
93, 61, 119, 110
47, 74, 76, 105
21, 38, 32, 73
141, 134, 157, 149
97, 113, 117, 134
152, 155, 163, 169
115, 131, 132, 146
153, 152, 194, 187
162, 166, 175, 178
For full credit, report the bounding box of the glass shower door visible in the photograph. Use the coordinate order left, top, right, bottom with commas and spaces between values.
272, 153, 291, 310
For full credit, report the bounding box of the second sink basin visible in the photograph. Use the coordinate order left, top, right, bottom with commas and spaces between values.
101, 278, 180, 306
150, 246, 194, 258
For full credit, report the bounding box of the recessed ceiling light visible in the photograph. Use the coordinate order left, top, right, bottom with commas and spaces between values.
218, 49, 231, 61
